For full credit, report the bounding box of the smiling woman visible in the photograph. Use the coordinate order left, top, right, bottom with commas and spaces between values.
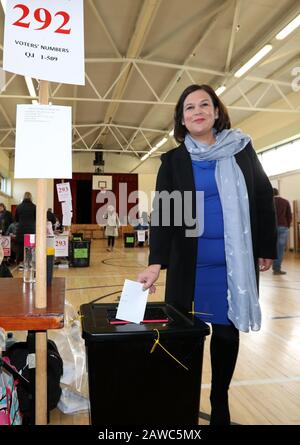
175, 84, 231, 145
138, 83, 277, 425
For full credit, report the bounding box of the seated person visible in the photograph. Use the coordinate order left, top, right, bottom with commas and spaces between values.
5, 221, 19, 264
134, 217, 149, 246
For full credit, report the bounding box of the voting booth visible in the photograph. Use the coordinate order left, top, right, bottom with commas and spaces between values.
80, 302, 210, 424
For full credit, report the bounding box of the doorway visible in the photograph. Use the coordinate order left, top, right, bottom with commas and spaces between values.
76, 180, 92, 223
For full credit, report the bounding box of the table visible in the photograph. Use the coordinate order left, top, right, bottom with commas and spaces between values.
0, 277, 65, 330
0, 277, 65, 423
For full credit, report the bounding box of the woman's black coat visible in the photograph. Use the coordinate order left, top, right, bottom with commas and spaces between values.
149, 142, 277, 316
15, 199, 36, 243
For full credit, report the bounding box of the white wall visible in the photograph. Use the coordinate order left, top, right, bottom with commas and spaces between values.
0, 150, 9, 176
12, 178, 54, 209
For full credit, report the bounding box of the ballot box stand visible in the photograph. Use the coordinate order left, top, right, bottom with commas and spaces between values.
80, 302, 210, 425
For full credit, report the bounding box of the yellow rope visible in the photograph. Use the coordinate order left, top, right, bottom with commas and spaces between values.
150, 329, 189, 371
189, 310, 214, 316
190, 302, 213, 316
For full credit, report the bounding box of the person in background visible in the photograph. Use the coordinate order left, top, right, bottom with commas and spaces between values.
272, 188, 292, 275
137, 84, 277, 425
0, 203, 13, 234
5, 221, 19, 265
134, 214, 149, 247
5, 221, 19, 236
104, 205, 120, 252
47, 208, 57, 228
53, 216, 63, 233
15, 192, 36, 265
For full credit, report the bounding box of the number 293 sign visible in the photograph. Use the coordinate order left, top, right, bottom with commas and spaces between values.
3, 0, 85, 85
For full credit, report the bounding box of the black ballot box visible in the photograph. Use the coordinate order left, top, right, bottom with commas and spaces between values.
80, 302, 210, 425
70, 240, 91, 267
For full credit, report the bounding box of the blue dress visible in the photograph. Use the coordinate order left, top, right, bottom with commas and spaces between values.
192, 159, 231, 325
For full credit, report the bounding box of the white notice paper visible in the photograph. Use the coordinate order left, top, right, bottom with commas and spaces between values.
57, 182, 72, 203
15, 104, 72, 179
3, 0, 85, 85
55, 235, 69, 257
116, 279, 149, 324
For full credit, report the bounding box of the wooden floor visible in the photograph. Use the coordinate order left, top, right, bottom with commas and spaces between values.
12, 240, 300, 425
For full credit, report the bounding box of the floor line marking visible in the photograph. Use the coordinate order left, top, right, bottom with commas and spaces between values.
201, 375, 300, 389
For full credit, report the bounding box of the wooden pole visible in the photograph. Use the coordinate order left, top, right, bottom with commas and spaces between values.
35, 80, 49, 425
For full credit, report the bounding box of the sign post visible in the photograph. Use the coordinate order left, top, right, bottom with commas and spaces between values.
35, 80, 48, 426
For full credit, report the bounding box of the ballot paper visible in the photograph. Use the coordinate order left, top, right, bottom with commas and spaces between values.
116, 279, 149, 324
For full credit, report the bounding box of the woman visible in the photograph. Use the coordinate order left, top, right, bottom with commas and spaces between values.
15, 192, 36, 264
138, 84, 277, 425
104, 205, 120, 252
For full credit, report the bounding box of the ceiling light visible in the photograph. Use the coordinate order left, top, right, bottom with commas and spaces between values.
1, 0, 6, 13
215, 85, 226, 96
276, 14, 300, 40
25, 76, 38, 103
141, 153, 149, 161
25, 76, 36, 97
155, 137, 168, 148
234, 44, 273, 78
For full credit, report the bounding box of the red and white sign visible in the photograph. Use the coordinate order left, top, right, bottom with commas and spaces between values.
3, 0, 85, 85
0, 236, 11, 257
54, 235, 69, 257
24, 233, 35, 247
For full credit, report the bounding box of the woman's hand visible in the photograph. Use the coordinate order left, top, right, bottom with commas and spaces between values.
137, 264, 161, 293
258, 258, 273, 272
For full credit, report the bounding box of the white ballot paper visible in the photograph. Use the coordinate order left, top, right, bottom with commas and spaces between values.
116, 279, 149, 324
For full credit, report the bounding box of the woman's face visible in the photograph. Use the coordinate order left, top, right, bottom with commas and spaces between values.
182, 89, 218, 141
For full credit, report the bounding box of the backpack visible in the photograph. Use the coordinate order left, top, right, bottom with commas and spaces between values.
4, 339, 63, 424
0, 261, 13, 278
0, 357, 22, 425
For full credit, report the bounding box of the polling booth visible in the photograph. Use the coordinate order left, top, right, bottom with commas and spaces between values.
80, 302, 209, 424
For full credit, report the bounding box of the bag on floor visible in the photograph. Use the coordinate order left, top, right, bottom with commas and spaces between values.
0, 262, 13, 278
0, 357, 22, 425
4, 339, 63, 420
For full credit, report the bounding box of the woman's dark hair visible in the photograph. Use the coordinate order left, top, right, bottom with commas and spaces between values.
174, 84, 231, 143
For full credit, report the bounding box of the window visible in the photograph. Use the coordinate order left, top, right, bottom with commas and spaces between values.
259, 138, 300, 176
0, 174, 11, 195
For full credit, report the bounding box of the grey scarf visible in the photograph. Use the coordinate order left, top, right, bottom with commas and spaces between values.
185, 129, 261, 332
